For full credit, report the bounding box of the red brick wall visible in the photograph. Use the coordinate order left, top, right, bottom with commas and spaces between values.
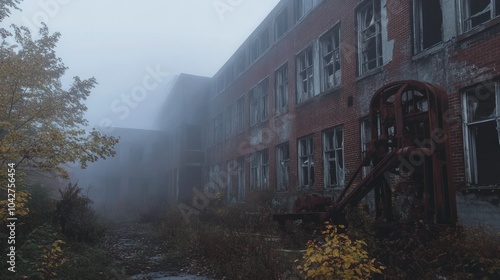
204, 0, 500, 203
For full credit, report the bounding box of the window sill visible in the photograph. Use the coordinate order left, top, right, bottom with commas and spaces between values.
356, 67, 383, 82
250, 119, 269, 129
460, 185, 500, 194
457, 17, 500, 42
319, 85, 342, 96
275, 108, 289, 118
412, 43, 444, 61
295, 97, 315, 109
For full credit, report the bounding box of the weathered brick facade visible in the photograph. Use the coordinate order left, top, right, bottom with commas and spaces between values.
169, 0, 500, 229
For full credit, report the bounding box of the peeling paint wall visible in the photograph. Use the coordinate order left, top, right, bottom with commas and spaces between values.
381, 0, 394, 65
441, 0, 458, 40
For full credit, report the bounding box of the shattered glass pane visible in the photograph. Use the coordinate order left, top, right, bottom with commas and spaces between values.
467, 89, 496, 122
469, 0, 492, 28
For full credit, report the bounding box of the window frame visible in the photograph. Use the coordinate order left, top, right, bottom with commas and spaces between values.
462, 82, 500, 187
298, 135, 315, 188
323, 127, 344, 188
249, 27, 270, 64
235, 97, 244, 133
275, 8, 288, 40
294, 0, 322, 22
296, 46, 315, 103
275, 62, 289, 115
237, 156, 246, 201
250, 149, 269, 191
413, 0, 443, 53
356, 0, 383, 75
225, 105, 232, 139
250, 78, 269, 126
360, 117, 372, 178
320, 24, 341, 91
276, 142, 290, 191
460, 0, 500, 33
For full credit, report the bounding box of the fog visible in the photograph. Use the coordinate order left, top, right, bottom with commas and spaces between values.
5, 0, 280, 216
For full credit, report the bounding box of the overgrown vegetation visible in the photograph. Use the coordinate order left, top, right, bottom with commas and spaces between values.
296, 224, 384, 279
154, 202, 292, 279
154, 200, 500, 280
56, 182, 107, 243
346, 205, 500, 279
0, 183, 117, 279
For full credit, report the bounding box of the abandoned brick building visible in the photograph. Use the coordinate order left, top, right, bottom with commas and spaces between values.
163, 0, 500, 229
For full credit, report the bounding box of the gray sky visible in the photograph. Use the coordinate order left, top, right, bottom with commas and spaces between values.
7, 0, 280, 130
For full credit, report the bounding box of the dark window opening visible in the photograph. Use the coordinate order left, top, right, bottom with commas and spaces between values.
275, 8, 288, 39
472, 121, 500, 185
420, 0, 443, 50
464, 83, 500, 187
463, 0, 500, 31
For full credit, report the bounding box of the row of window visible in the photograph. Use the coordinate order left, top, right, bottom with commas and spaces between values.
209, 158, 245, 202
215, 0, 500, 97
209, 97, 244, 145
210, 81, 500, 195
214, 0, 323, 95
247, 126, 345, 191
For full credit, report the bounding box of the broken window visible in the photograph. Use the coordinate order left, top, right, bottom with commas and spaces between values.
250, 149, 269, 191
275, 8, 288, 40
211, 113, 224, 145
360, 117, 372, 177
413, 0, 443, 53
463, 82, 500, 187
320, 25, 341, 91
223, 98, 244, 138
250, 27, 269, 64
298, 135, 315, 187
323, 127, 344, 188
236, 51, 247, 76
225, 106, 232, 139
295, 0, 322, 22
462, 0, 500, 32
296, 46, 315, 103
357, 0, 382, 75
275, 63, 288, 115
226, 160, 235, 202
235, 97, 244, 133
237, 156, 245, 201
209, 164, 225, 192
250, 78, 268, 126
276, 143, 290, 191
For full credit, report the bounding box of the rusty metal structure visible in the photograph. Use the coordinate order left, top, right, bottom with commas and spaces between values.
274, 80, 457, 228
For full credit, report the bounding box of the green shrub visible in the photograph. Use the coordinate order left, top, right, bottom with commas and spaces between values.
56, 182, 107, 243
13, 224, 66, 279
57, 242, 126, 280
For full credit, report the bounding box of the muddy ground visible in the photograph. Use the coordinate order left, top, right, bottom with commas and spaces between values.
104, 221, 215, 280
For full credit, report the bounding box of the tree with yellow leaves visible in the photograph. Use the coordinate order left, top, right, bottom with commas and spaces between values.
0, 1, 118, 221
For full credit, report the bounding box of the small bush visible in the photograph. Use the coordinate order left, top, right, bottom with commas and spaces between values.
57, 242, 126, 280
296, 224, 384, 279
14, 224, 66, 279
56, 182, 107, 243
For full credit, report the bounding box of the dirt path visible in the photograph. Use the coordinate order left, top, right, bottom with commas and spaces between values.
105, 221, 213, 280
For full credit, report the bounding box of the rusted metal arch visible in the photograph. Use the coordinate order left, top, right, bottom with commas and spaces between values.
366, 80, 456, 224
